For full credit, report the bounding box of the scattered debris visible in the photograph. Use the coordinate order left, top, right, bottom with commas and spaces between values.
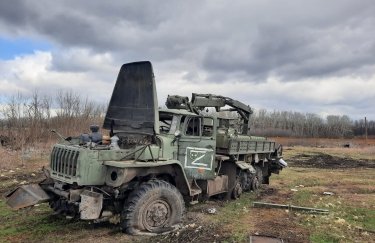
206, 208, 217, 214
109, 214, 120, 224
253, 202, 329, 214
343, 143, 351, 148
325, 203, 335, 208
361, 231, 370, 236
187, 223, 196, 228
9, 170, 15, 173
335, 218, 346, 225
355, 226, 375, 234
291, 188, 298, 192
31, 173, 36, 177
194, 225, 202, 232
323, 191, 334, 195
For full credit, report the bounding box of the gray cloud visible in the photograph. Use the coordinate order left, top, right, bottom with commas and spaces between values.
1, 0, 375, 81
1, 0, 375, 119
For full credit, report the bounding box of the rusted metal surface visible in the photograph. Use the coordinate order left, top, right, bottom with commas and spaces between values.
5, 184, 50, 210
69, 189, 84, 202
207, 175, 228, 196
79, 190, 103, 220
46, 186, 69, 198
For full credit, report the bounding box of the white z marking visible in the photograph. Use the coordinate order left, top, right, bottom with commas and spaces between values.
184, 147, 213, 170
190, 152, 207, 167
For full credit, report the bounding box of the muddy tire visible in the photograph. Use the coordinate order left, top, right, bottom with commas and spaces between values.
254, 165, 263, 184
121, 179, 185, 235
231, 179, 243, 199
250, 175, 260, 191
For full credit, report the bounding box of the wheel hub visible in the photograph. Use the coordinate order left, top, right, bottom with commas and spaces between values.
144, 200, 171, 230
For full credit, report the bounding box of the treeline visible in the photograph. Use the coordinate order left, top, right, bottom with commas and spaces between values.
249, 109, 373, 138
0, 90, 106, 149
0, 91, 373, 149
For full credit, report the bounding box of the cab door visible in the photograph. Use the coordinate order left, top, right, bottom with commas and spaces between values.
177, 116, 217, 179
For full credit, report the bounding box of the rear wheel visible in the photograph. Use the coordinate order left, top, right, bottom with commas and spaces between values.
231, 179, 243, 199
251, 175, 260, 191
121, 180, 185, 235
254, 165, 263, 187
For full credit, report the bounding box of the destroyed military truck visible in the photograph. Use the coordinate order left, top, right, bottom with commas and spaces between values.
5, 61, 287, 235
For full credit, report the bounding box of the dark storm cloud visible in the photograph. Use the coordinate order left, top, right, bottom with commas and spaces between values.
1, 0, 375, 81
202, 3, 375, 81
0, 0, 35, 26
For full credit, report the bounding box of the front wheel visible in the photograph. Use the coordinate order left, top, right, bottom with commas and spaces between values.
121, 180, 185, 235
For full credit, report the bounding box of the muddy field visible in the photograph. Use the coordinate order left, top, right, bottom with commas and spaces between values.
1, 146, 374, 242
288, 152, 375, 169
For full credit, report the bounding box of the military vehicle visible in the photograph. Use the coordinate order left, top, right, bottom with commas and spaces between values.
5, 61, 287, 235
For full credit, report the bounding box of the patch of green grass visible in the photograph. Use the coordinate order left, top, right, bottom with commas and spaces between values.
211, 193, 256, 241
229, 230, 248, 242
0, 200, 88, 242
0, 200, 14, 218
292, 177, 322, 187
213, 193, 255, 224
310, 232, 341, 243
341, 207, 375, 231
291, 190, 314, 206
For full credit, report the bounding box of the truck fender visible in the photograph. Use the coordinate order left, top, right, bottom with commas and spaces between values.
235, 161, 256, 174
103, 160, 192, 196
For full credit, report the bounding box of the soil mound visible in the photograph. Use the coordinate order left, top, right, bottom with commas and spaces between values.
288, 153, 375, 169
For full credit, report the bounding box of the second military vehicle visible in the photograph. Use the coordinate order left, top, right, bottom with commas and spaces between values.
6, 61, 287, 235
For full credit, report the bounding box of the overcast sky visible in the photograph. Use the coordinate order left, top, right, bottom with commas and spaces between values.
0, 0, 374, 119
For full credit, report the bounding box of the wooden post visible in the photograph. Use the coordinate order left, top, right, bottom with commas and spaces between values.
365, 117, 368, 144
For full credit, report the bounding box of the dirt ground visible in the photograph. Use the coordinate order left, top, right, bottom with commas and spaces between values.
1, 145, 374, 242
287, 152, 375, 169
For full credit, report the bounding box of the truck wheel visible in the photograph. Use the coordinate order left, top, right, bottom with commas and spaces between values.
232, 180, 243, 199
251, 176, 260, 191
254, 165, 263, 184
121, 179, 185, 235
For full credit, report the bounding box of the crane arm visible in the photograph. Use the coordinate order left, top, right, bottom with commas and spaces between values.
166, 93, 253, 134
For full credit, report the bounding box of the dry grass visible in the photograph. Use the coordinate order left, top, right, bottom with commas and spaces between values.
0, 142, 52, 171
1, 141, 374, 242
273, 137, 375, 147
282, 145, 375, 161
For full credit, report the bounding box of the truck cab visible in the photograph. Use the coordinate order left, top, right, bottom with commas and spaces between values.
158, 109, 217, 180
